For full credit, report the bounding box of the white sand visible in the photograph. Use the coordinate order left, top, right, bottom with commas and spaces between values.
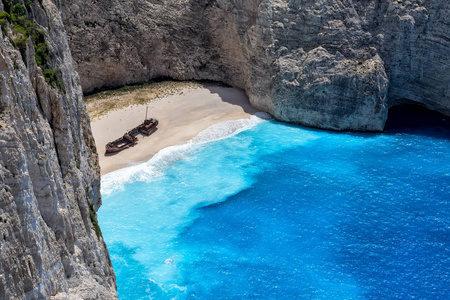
90, 86, 259, 175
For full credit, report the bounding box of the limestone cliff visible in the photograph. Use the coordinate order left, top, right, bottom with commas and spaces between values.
62, 0, 450, 131
0, 0, 117, 298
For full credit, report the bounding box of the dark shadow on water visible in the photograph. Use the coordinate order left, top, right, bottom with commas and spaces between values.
263, 104, 450, 140
384, 104, 450, 139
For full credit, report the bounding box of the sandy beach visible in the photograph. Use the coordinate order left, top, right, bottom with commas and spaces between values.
89, 84, 259, 175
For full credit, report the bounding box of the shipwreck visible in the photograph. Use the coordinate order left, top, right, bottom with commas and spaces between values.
105, 108, 159, 154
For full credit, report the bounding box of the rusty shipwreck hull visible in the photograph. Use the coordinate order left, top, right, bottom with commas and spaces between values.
105, 118, 159, 154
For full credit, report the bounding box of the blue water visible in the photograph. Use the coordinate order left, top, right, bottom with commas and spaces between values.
99, 115, 450, 299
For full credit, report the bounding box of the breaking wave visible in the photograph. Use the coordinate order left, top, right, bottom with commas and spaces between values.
101, 112, 271, 195
99, 115, 450, 299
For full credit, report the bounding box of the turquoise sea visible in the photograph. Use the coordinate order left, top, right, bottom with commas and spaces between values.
99, 108, 450, 299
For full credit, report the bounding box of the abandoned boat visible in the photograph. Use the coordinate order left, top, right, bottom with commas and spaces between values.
105, 117, 159, 154
105, 131, 138, 154
137, 118, 159, 136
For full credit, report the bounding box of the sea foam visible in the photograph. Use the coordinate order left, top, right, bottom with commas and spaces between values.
101, 113, 271, 195
99, 118, 450, 299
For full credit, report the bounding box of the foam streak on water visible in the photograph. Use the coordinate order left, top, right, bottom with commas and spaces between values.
99, 117, 450, 300
101, 113, 271, 196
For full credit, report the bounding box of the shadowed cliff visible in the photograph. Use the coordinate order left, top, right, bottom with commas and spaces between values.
61, 0, 450, 131
0, 0, 117, 298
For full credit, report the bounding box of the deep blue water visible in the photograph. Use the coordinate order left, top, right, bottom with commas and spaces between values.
99, 114, 450, 299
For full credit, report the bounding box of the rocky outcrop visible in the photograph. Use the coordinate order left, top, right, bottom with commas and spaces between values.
61, 0, 450, 131
0, 0, 117, 299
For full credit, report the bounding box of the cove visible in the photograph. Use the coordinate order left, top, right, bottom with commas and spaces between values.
99, 113, 450, 299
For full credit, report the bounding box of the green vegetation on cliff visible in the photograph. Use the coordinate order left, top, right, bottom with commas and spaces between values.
88, 202, 102, 238
1, 0, 63, 90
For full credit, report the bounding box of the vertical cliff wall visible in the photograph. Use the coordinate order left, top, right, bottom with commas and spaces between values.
0, 0, 117, 298
62, 0, 450, 131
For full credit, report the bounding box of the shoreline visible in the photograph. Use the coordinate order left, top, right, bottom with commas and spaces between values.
89, 84, 260, 175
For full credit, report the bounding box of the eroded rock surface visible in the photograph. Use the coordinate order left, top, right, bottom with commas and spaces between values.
0, 0, 117, 298
62, 0, 450, 131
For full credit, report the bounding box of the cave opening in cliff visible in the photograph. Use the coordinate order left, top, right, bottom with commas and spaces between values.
385, 103, 450, 137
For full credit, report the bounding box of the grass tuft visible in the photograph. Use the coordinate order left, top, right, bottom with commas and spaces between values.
88, 202, 102, 238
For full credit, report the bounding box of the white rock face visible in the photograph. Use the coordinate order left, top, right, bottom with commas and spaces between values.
62, 0, 450, 131
0, 0, 117, 299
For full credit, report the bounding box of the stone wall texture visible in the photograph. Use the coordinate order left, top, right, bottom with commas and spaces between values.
62, 0, 450, 131
0, 0, 117, 298
1, 0, 449, 298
